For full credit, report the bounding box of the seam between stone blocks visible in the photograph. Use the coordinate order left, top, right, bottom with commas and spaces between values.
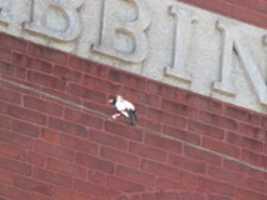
1, 77, 266, 173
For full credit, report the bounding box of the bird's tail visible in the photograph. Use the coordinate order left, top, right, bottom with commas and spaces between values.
128, 110, 137, 126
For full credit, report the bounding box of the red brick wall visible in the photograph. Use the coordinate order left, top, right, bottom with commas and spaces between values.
0, 31, 267, 200
179, 0, 267, 29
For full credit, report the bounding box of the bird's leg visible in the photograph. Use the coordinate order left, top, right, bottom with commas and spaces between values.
112, 113, 121, 119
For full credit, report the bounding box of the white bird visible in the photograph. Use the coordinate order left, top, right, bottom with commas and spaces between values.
108, 95, 137, 126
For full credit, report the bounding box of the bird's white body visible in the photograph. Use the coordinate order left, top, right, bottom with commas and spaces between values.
109, 95, 137, 125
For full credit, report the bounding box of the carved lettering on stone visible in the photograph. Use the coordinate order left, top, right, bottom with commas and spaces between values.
213, 20, 267, 106
164, 5, 196, 83
92, 0, 151, 63
23, 0, 84, 42
0, 0, 13, 25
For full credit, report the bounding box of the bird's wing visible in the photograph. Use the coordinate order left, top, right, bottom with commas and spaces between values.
116, 99, 135, 112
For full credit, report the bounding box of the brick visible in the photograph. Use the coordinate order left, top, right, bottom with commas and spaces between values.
88, 129, 128, 151
129, 142, 167, 162
188, 120, 225, 140
40, 128, 61, 145
64, 108, 103, 129
73, 179, 118, 198
155, 177, 183, 190
0, 48, 11, 62
108, 176, 145, 193
238, 122, 266, 141
0, 114, 12, 130
168, 154, 207, 174
76, 152, 114, 174
0, 61, 15, 76
69, 56, 109, 78
28, 43, 67, 65
242, 149, 266, 167
137, 117, 162, 132
83, 75, 121, 94
226, 131, 264, 153
22, 151, 47, 168
199, 111, 238, 131
27, 57, 53, 73
207, 166, 244, 184
33, 140, 75, 161
7, 104, 47, 125
242, 177, 267, 194
141, 159, 180, 179
47, 158, 87, 179
24, 95, 63, 116
0, 156, 31, 176
33, 167, 72, 188
100, 146, 140, 168
67, 83, 106, 104
235, 188, 267, 200
162, 99, 197, 119
0, 182, 51, 200
54, 65, 82, 82
223, 159, 251, 174
146, 80, 177, 99
186, 93, 223, 114
207, 194, 232, 200
12, 119, 41, 137
48, 117, 88, 137
84, 100, 114, 116
161, 112, 187, 128
60, 134, 98, 155
122, 87, 161, 108
0, 128, 34, 149
0, 141, 27, 161
224, 105, 260, 125
163, 125, 201, 145
116, 165, 155, 186
14, 175, 54, 196
184, 145, 222, 166
0, 87, 21, 104
87, 170, 108, 186
143, 191, 179, 200
0, 33, 27, 51
105, 121, 143, 141
0, 168, 15, 185
28, 70, 65, 90
202, 137, 241, 158
144, 133, 182, 154
197, 177, 236, 196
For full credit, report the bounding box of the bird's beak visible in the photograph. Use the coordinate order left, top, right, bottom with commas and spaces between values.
108, 99, 113, 104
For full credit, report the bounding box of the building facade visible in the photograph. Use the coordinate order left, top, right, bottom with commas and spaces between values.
0, 0, 266, 200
